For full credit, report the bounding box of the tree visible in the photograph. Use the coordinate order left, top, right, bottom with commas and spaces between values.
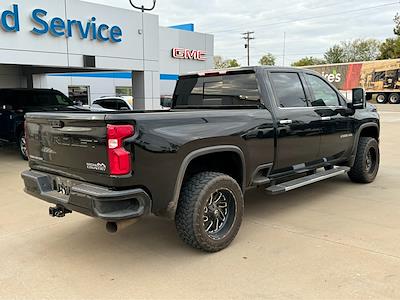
342, 39, 381, 62
225, 59, 240, 68
259, 53, 276, 66
378, 14, 400, 59
291, 56, 326, 67
214, 56, 240, 69
394, 13, 400, 36
324, 39, 381, 63
379, 38, 400, 59
214, 56, 227, 69
324, 45, 346, 64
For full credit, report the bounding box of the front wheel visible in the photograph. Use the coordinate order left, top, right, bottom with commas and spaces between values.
18, 132, 28, 161
175, 172, 244, 252
348, 137, 379, 183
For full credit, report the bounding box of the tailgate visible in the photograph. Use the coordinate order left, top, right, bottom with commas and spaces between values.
25, 112, 111, 176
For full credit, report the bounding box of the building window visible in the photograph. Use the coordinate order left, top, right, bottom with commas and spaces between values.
116, 86, 133, 97
68, 86, 90, 106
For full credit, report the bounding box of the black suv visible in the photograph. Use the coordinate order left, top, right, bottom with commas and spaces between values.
0, 88, 76, 160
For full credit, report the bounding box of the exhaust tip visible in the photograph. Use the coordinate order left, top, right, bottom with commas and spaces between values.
106, 222, 118, 234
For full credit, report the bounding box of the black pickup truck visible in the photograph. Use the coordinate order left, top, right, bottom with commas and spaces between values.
0, 88, 77, 160
22, 67, 380, 252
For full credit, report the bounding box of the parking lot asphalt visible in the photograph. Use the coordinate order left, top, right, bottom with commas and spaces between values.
1, 104, 400, 300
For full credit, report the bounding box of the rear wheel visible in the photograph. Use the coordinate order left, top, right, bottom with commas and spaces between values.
18, 132, 28, 161
175, 172, 244, 252
388, 93, 400, 104
376, 93, 387, 104
348, 137, 379, 183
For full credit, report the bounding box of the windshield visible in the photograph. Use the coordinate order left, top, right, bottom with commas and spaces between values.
173, 72, 261, 108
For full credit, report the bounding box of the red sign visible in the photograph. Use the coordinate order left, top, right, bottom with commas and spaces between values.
172, 48, 207, 61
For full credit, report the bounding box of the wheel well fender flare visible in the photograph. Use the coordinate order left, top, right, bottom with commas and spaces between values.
350, 122, 379, 165
167, 145, 246, 219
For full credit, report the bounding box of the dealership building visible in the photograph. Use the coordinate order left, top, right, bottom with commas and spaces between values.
0, 0, 214, 109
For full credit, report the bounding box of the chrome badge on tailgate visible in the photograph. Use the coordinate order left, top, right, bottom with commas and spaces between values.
86, 162, 107, 172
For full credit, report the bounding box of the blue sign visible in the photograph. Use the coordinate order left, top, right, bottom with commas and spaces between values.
0, 4, 123, 43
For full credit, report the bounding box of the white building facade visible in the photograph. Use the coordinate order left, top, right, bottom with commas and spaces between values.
0, 0, 214, 109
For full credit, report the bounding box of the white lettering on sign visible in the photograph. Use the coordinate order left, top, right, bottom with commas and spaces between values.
172, 48, 207, 61
321, 71, 342, 83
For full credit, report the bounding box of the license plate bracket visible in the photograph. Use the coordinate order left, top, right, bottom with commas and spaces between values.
54, 177, 73, 196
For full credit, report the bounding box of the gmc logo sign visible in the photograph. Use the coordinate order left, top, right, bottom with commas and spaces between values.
172, 48, 207, 61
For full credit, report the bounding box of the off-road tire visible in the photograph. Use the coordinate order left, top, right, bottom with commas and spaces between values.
175, 172, 244, 252
348, 137, 379, 183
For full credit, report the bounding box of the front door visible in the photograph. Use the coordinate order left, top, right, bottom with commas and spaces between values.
304, 73, 355, 162
268, 71, 322, 172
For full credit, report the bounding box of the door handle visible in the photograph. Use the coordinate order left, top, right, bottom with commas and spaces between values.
321, 117, 331, 121
279, 120, 293, 125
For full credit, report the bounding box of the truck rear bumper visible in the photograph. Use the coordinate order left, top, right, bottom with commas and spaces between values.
21, 170, 151, 221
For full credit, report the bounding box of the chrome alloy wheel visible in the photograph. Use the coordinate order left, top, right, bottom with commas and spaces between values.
20, 136, 27, 159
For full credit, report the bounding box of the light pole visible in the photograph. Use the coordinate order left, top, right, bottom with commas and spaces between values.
128, 1, 157, 110
129, 0, 156, 12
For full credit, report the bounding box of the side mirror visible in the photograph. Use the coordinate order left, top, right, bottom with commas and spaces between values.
351, 88, 366, 110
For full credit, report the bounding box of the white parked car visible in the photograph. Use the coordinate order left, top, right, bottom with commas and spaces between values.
92, 97, 133, 111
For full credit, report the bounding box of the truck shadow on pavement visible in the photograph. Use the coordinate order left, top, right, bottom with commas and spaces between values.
32, 175, 353, 260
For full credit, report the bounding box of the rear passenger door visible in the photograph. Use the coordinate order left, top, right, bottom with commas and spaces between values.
304, 73, 355, 162
268, 71, 322, 172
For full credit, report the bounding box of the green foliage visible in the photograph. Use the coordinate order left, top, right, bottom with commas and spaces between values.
226, 59, 240, 68
259, 53, 276, 66
291, 56, 326, 67
324, 39, 381, 63
214, 56, 240, 69
394, 13, 400, 36
379, 37, 400, 59
342, 39, 381, 62
324, 45, 346, 64
377, 14, 400, 59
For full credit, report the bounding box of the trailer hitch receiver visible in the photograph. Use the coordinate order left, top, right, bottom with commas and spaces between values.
49, 206, 72, 218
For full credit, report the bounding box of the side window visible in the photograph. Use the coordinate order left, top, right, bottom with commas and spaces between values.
270, 72, 308, 108
174, 73, 261, 107
103, 100, 118, 110
117, 100, 130, 110
35, 93, 53, 106
306, 74, 340, 107
54, 94, 73, 106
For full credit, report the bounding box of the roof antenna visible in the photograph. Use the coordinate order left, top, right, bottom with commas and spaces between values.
129, 0, 156, 12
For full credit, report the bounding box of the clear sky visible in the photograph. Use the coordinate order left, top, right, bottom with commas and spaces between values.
85, 0, 398, 66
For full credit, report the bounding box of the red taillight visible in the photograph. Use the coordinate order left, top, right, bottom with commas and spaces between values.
107, 125, 135, 175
